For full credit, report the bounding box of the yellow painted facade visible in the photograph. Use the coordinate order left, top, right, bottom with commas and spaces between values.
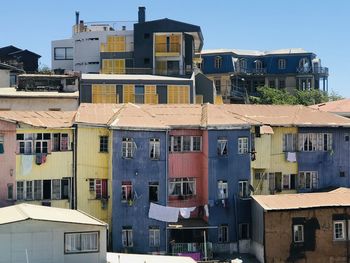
15, 128, 74, 209
76, 126, 112, 225
252, 127, 298, 195
154, 33, 181, 55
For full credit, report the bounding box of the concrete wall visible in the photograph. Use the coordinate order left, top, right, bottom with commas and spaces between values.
112, 130, 167, 253
264, 207, 350, 263
0, 69, 10, 87
0, 220, 106, 263
51, 39, 74, 71
0, 97, 79, 111
0, 120, 16, 207
76, 126, 112, 224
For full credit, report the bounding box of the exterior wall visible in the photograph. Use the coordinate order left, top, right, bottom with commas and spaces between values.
0, 220, 106, 263
51, 39, 74, 71
264, 207, 350, 263
194, 73, 215, 103
76, 126, 112, 224
250, 199, 264, 263
252, 127, 298, 195
297, 127, 350, 190
112, 130, 167, 253
15, 128, 74, 209
0, 120, 16, 207
0, 69, 10, 87
207, 129, 251, 249
0, 97, 79, 111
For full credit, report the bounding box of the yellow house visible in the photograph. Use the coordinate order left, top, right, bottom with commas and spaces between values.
0, 111, 76, 208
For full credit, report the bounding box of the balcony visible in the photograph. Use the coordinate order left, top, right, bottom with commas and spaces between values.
230, 86, 246, 99
171, 242, 213, 260
235, 67, 267, 74
297, 66, 329, 76
155, 43, 181, 56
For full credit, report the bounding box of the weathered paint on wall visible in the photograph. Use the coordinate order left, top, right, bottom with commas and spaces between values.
112, 130, 167, 253
76, 126, 112, 224
264, 207, 350, 263
0, 120, 16, 207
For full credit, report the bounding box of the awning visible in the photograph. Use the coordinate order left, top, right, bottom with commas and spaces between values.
260, 125, 274, 134
167, 219, 218, 230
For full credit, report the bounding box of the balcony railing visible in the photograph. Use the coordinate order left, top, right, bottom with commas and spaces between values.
155, 43, 181, 54
171, 242, 213, 259
297, 66, 329, 76
155, 69, 182, 76
235, 67, 267, 74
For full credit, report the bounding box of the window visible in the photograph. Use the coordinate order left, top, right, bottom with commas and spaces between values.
121, 181, 133, 202
218, 225, 229, 243
122, 138, 136, 158
65, 232, 98, 253
26, 181, 33, 200
167, 85, 190, 104
89, 179, 108, 199
340, 171, 346, 177
52, 133, 69, 151
238, 137, 248, 154
283, 134, 297, 152
60, 134, 69, 151
52, 179, 61, 200
99, 136, 108, 153
278, 79, 286, 89
34, 180, 42, 200
298, 171, 318, 190
217, 138, 228, 156
7, 184, 13, 200
298, 133, 332, 152
323, 133, 332, 151
255, 60, 263, 71
17, 133, 33, 154
149, 227, 160, 247
122, 227, 133, 247
215, 79, 221, 94
334, 221, 346, 241
293, 225, 304, 243
0, 134, 4, 154
299, 58, 310, 72
16, 181, 24, 200
278, 59, 286, 69
149, 138, 160, 159
269, 80, 275, 89
61, 179, 69, 199
169, 136, 202, 152
218, 180, 228, 199
92, 84, 118, 103
149, 182, 159, 202
239, 223, 249, 239
239, 59, 247, 72
214, 56, 222, 69
135, 85, 145, 104
54, 47, 73, 60
169, 178, 196, 197
282, 174, 296, 190
239, 180, 249, 198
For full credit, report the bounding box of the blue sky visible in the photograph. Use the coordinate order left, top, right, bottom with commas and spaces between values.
1, 0, 349, 96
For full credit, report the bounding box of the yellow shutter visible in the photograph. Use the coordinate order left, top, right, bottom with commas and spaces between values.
156, 61, 167, 75
155, 35, 167, 52
196, 95, 203, 104
123, 85, 135, 103
92, 84, 117, 104
145, 85, 158, 104
167, 85, 190, 104
215, 95, 224, 104
170, 34, 180, 52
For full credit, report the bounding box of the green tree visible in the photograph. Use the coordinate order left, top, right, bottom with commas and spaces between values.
294, 89, 328, 106
251, 87, 296, 105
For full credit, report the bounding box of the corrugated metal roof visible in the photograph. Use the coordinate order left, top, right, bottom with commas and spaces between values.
0, 111, 75, 128
0, 88, 79, 98
200, 48, 309, 56
0, 204, 107, 226
253, 189, 350, 211
82, 73, 191, 81
75, 103, 122, 126
107, 253, 197, 263
309, 99, 350, 117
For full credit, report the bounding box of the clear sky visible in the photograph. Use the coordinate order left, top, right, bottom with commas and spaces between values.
1, 0, 349, 96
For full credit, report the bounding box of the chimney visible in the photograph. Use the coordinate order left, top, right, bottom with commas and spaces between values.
75, 11, 79, 26
138, 6, 146, 23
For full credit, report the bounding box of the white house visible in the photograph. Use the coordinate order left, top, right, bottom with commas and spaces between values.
0, 204, 107, 263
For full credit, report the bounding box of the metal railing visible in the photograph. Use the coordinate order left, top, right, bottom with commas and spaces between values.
297, 66, 329, 75
171, 242, 213, 259
235, 67, 267, 74
155, 43, 181, 53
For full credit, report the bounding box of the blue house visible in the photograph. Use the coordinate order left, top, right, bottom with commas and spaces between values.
199, 49, 329, 103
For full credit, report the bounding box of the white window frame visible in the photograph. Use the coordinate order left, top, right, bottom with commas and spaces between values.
293, 224, 304, 243
238, 137, 248, 154
34, 180, 42, 200
149, 227, 160, 247
298, 171, 318, 190
169, 136, 202, 153
121, 181, 133, 202
217, 138, 228, 156
25, 181, 33, 200
52, 179, 61, 200
214, 56, 222, 69
122, 227, 133, 247
334, 221, 346, 241
282, 174, 291, 190
122, 138, 136, 158
239, 180, 250, 198
217, 180, 228, 199
218, 225, 229, 243
64, 231, 99, 253
16, 181, 24, 200
278, 59, 286, 69
169, 178, 196, 197
283, 133, 297, 152
149, 138, 160, 159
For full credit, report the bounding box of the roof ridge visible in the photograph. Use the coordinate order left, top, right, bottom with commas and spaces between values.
106, 104, 127, 126
15, 204, 30, 219
200, 103, 208, 127
138, 104, 169, 128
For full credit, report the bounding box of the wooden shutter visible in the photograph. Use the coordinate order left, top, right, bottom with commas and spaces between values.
123, 85, 135, 103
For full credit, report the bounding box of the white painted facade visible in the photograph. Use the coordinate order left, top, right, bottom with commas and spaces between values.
0, 69, 10, 87
52, 27, 133, 73
0, 220, 107, 263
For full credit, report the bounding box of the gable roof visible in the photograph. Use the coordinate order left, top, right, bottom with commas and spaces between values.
309, 99, 350, 117
0, 204, 106, 226
0, 45, 21, 57
253, 189, 350, 211
201, 48, 311, 57
8, 49, 41, 58
0, 111, 75, 128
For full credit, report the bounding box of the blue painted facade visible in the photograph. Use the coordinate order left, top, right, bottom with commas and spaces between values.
112, 130, 167, 253
207, 129, 252, 243
297, 127, 350, 191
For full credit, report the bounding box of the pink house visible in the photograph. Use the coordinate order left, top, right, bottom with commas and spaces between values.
0, 119, 16, 207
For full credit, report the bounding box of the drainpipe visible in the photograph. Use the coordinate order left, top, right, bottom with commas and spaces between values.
165, 129, 169, 254
234, 194, 240, 254
73, 124, 78, 209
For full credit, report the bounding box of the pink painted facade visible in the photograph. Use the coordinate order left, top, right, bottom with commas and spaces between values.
0, 119, 16, 207
168, 129, 208, 211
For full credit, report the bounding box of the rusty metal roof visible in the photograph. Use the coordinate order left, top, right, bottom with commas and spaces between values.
309, 99, 350, 117
75, 103, 123, 126
253, 189, 350, 211
0, 111, 75, 128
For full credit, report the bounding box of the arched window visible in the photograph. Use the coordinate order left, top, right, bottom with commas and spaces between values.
299, 58, 310, 73
239, 59, 247, 72
255, 60, 263, 70
214, 56, 222, 69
